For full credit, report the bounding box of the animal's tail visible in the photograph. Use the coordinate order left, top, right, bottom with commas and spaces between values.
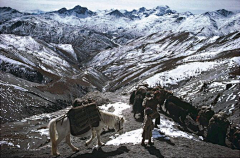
48, 118, 57, 155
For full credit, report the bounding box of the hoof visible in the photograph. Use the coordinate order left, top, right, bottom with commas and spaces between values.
53, 152, 60, 156
98, 142, 105, 146
148, 142, 154, 146
92, 145, 101, 150
73, 148, 79, 152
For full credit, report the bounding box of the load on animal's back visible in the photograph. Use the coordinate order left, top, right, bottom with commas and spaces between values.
142, 91, 160, 118
67, 98, 101, 136
196, 106, 215, 128
206, 112, 230, 146
48, 97, 125, 156
228, 125, 240, 149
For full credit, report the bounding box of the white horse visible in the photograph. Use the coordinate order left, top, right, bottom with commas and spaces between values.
48, 110, 124, 156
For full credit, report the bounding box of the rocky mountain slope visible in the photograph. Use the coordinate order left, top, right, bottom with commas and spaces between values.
0, 5, 239, 156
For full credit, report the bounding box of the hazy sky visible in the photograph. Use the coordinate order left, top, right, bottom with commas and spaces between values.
0, 0, 240, 14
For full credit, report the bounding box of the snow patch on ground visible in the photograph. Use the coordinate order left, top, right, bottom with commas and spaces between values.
0, 55, 32, 68
106, 111, 199, 146
99, 102, 130, 116
0, 81, 28, 92
145, 61, 224, 87
51, 43, 77, 60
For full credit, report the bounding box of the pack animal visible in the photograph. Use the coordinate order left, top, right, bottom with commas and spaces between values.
196, 106, 215, 129
129, 90, 136, 105
48, 110, 124, 155
164, 95, 198, 124
165, 99, 188, 123
130, 86, 147, 119
133, 93, 144, 119
206, 112, 230, 146
228, 125, 240, 149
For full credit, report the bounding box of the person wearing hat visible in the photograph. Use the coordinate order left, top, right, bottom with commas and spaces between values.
141, 107, 154, 146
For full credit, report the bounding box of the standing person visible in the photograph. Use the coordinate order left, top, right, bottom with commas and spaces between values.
142, 91, 161, 128
141, 107, 154, 146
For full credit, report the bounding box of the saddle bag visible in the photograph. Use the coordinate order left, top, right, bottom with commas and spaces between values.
67, 103, 101, 136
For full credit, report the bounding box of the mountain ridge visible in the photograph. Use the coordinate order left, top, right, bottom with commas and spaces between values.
0, 4, 239, 154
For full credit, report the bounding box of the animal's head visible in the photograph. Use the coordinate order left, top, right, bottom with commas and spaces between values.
114, 117, 125, 134
154, 89, 172, 104
72, 98, 84, 107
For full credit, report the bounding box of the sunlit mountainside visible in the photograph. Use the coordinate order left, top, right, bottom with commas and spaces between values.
0, 5, 239, 125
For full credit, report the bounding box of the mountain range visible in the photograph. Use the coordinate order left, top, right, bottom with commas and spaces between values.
0, 5, 239, 127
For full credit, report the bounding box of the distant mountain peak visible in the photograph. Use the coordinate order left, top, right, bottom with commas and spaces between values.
57, 7, 67, 14
203, 9, 233, 17
53, 5, 95, 18
182, 11, 194, 16
154, 5, 176, 16
70, 5, 89, 14
73, 5, 82, 10
108, 9, 126, 18
139, 7, 146, 12
0, 7, 21, 13
156, 5, 169, 9
216, 9, 233, 17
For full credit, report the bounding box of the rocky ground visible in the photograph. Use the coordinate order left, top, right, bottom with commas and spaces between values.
1, 92, 240, 158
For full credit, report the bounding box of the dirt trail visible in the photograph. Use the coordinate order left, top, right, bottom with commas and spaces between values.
1, 92, 240, 158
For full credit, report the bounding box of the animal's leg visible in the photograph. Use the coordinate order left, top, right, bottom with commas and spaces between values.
53, 131, 66, 155
49, 120, 60, 156
85, 130, 96, 146
66, 133, 79, 152
134, 112, 136, 119
96, 130, 105, 146
51, 140, 59, 156
140, 111, 144, 119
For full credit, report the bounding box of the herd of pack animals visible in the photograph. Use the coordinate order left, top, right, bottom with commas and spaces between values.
47, 84, 240, 155
130, 84, 240, 150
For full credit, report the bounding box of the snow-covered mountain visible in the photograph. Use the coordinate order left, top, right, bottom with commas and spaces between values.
1, 6, 240, 42
49, 5, 96, 18
0, 7, 30, 24
0, 5, 239, 125
0, 33, 110, 122
87, 30, 240, 123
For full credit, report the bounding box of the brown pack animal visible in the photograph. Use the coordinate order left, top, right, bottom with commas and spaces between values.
165, 95, 198, 122
129, 84, 148, 104
163, 95, 200, 132
228, 125, 240, 149
196, 106, 215, 129
157, 89, 173, 111
133, 93, 144, 119
130, 85, 148, 118
165, 98, 188, 124
129, 90, 136, 105
206, 112, 230, 146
